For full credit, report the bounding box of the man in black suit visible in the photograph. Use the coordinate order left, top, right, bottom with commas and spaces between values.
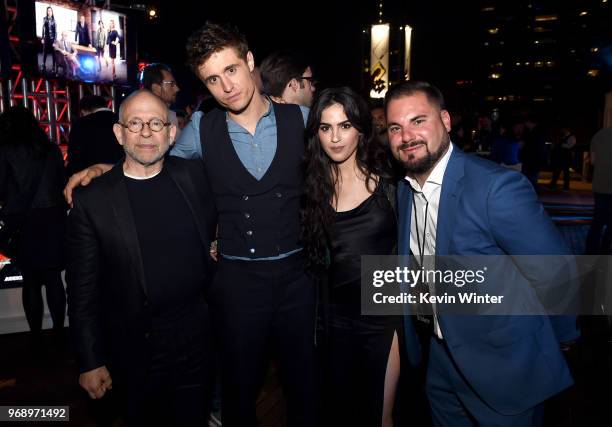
66, 95, 123, 176
66, 89, 216, 425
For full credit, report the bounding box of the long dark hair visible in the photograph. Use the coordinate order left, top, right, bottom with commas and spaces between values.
301, 86, 391, 268
0, 106, 54, 158
46, 6, 54, 20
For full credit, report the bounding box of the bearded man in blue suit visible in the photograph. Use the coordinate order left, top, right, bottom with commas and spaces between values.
385, 81, 578, 427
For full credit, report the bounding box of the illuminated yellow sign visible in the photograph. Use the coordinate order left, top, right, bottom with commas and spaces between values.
370, 24, 390, 98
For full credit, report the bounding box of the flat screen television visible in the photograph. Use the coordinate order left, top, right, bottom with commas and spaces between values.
35, 1, 128, 84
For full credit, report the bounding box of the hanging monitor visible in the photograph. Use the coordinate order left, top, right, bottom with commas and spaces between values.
34, 1, 129, 84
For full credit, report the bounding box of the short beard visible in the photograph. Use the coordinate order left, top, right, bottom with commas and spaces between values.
399, 133, 450, 175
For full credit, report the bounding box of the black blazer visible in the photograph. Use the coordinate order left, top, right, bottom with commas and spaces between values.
66, 110, 123, 177
66, 157, 217, 382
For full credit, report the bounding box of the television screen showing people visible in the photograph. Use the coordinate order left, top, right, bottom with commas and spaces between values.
35, 2, 128, 83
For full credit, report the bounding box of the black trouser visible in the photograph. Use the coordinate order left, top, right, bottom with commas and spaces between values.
21, 267, 66, 333
586, 192, 612, 254
120, 304, 214, 426
209, 253, 317, 427
550, 150, 572, 190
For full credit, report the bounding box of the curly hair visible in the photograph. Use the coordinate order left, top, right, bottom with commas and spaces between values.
185, 22, 249, 75
301, 87, 394, 268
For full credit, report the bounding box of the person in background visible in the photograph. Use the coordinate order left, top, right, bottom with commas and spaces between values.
0, 106, 67, 343
142, 63, 181, 134
549, 127, 576, 191
260, 50, 316, 107
520, 114, 547, 191
66, 95, 122, 177
371, 103, 388, 146
490, 119, 521, 171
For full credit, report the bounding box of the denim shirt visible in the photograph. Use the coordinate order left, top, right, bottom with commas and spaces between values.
171, 102, 308, 180
170, 101, 309, 260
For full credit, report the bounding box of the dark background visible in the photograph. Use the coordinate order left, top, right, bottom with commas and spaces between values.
130, 0, 610, 133
132, 0, 481, 104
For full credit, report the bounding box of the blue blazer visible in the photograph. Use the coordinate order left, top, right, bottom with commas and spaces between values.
398, 145, 578, 415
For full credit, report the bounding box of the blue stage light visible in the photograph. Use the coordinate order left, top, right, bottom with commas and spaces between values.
80, 57, 96, 74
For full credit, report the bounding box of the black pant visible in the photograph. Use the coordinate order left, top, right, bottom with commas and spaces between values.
21, 267, 65, 332
550, 150, 572, 190
209, 253, 317, 427
586, 192, 612, 254
120, 305, 213, 426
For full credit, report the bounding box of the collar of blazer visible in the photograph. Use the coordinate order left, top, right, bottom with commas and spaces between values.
102, 158, 211, 296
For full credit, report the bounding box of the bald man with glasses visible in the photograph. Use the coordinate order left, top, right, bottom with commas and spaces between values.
67, 89, 216, 425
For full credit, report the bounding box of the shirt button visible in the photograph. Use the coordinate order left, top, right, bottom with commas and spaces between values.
254, 144, 258, 148
145, 332, 150, 339
245, 213, 250, 219
250, 248, 256, 254
275, 192, 282, 198
246, 230, 253, 236
257, 167, 262, 172
143, 300, 148, 307
242, 195, 249, 201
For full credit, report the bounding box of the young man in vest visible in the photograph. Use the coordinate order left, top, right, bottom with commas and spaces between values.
183, 23, 316, 427
64, 23, 316, 427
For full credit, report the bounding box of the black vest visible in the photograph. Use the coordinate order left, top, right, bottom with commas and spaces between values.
200, 102, 304, 258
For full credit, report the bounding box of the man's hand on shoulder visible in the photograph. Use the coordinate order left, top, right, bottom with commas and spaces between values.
79, 365, 112, 399
64, 163, 113, 206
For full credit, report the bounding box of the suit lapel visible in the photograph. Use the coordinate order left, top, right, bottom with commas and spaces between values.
165, 159, 209, 249
104, 164, 148, 297
436, 146, 465, 256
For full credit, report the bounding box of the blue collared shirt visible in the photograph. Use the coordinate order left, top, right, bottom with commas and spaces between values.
171, 103, 308, 179
170, 102, 309, 260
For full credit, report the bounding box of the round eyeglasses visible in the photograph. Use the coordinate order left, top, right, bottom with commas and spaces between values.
118, 118, 171, 133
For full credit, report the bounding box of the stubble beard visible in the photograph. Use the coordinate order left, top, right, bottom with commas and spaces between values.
398, 132, 450, 175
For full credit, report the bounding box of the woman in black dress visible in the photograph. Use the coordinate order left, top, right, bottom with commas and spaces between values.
41, 6, 56, 72
107, 20, 119, 79
302, 87, 401, 426
0, 107, 67, 338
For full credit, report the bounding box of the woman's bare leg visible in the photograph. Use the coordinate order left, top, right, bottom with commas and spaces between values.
382, 331, 400, 427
